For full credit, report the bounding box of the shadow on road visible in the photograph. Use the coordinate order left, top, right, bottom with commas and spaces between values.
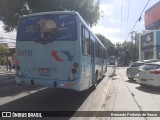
0, 88, 93, 120
0, 68, 112, 120
0, 87, 93, 110
0, 84, 43, 97
97, 75, 105, 84
0, 76, 106, 119
136, 86, 160, 95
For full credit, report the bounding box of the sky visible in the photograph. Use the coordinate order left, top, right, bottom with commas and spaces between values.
0, 21, 16, 47
0, 0, 160, 46
91, 0, 160, 44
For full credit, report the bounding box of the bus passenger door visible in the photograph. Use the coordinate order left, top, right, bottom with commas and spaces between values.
91, 41, 95, 84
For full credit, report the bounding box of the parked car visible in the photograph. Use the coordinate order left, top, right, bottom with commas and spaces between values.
126, 61, 144, 80
126, 59, 160, 81
136, 62, 160, 87
142, 59, 159, 63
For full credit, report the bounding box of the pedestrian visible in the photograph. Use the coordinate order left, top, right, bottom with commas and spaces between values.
8, 60, 12, 72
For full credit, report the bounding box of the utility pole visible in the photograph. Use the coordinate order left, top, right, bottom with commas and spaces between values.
116, 42, 121, 66
129, 31, 136, 62
134, 32, 139, 61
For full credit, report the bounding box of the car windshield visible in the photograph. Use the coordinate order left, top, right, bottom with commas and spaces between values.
130, 63, 144, 67
142, 64, 160, 70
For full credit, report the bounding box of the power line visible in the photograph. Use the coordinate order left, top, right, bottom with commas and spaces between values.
125, 20, 138, 41
120, 0, 124, 39
124, 0, 151, 42
126, 0, 130, 36
138, 0, 151, 21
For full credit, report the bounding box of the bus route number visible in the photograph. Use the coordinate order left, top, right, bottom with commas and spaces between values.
17, 50, 32, 56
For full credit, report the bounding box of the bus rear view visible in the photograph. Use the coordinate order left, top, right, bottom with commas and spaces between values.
15, 12, 80, 90
108, 56, 116, 65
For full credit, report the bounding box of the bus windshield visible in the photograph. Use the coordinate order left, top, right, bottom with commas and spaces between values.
17, 14, 77, 41
109, 56, 116, 60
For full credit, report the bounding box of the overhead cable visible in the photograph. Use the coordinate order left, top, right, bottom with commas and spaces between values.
126, 0, 130, 36
124, 0, 151, 42
120, 0, 124, 39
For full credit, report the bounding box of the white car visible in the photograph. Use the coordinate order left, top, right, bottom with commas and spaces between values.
136, 62, 160, 87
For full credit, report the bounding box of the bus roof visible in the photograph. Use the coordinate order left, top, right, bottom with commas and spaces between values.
21, 11, 79, 19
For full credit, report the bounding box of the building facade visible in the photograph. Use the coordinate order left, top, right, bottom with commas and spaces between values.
145, 1, 160, 30
139, 30, 160, 60
139, 1, 160, 61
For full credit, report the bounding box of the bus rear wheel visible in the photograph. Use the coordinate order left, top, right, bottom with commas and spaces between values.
92, 72, 98, 90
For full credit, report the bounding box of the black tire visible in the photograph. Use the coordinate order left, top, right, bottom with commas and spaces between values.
128, 77, 134, 80
92, 72, 98, 90
140, 84, 147, 87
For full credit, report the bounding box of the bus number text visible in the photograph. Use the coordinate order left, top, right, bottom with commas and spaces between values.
17, 50, 32, 56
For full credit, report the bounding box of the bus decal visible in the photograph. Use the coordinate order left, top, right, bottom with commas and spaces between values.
17, 14, 77, 41
51, 50, 64, 62
61, 50, 74, 61
39, 19, 57, 39
51, 50, 74, 62
22, 68, 31, 77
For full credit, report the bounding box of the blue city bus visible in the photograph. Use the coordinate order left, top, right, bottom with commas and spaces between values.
15, 11, 108, 91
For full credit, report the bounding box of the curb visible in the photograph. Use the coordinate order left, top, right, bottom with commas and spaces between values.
98, 66, 115, 112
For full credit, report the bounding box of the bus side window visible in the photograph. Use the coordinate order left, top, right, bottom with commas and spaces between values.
81, 26, 90, 56
90, 34, 95, 61
95, 41, 98, 58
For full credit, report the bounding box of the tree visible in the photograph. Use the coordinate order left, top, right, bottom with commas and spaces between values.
120, 41, 133, 65
0, 0, 100, 32
0, 44, 9, 56
0, 44, 10, 64
96, 34, 116, 56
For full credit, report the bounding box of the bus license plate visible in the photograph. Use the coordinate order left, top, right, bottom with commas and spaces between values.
39, 68, 50, 76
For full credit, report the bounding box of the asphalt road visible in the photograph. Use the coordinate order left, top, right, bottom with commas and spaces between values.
0, 66, 114, 120
1, 66, 160, 120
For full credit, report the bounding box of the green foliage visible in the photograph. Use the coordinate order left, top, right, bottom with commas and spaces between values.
121, 41, 133, 54
0, 45, 10, 57
119, 41, 139, 65
0, 0, 100, 32
0, 45, 10, 64
96, 34, 116, 56
0, 0, 28, 32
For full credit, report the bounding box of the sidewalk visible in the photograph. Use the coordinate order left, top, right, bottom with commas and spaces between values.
0, 66, 15, 85
102, 67, 160, 120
